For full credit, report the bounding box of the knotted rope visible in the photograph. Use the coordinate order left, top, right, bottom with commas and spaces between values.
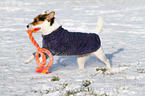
26, 28, 53, 74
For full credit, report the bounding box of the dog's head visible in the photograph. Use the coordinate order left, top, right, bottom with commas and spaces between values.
27, 10, 61, 35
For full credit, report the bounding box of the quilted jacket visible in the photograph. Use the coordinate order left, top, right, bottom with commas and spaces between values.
41, 26, 101, 56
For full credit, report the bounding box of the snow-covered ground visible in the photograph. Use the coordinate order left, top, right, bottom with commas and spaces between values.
0, 0, 145, 96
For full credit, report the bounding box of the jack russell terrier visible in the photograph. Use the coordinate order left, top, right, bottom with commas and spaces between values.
25, 10, 111, 69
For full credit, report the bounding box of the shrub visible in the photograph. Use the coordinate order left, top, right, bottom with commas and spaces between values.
82, 80, 91, 87
96, 68, 107, 73
51, 76, 60, 81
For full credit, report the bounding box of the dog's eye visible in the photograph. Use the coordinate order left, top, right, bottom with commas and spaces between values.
39, 17, 45, 21
34, 19, 38, 22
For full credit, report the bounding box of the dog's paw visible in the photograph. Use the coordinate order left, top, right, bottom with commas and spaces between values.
24, 55, 34, 64
24, 60, 30, 64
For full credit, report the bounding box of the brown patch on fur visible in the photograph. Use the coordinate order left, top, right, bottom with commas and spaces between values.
31, 14, 48, 26
30, 11, 55, 26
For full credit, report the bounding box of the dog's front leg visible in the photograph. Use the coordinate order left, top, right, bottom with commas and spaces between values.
24, 52, 49, 64
24, 55, 35, 64
24, 55, 43, 64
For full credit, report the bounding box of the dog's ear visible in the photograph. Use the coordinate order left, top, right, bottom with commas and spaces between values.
46, 11, 55, 21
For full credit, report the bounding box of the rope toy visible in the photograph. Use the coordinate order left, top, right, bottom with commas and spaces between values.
26, 28, 53, 74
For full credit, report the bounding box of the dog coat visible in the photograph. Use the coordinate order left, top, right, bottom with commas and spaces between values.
41, 26, 101, 56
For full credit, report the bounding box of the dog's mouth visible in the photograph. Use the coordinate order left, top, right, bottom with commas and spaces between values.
27, 26, 41, 33
32, 27, 41, 33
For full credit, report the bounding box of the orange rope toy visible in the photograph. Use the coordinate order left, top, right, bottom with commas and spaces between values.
26, 28, 53, 74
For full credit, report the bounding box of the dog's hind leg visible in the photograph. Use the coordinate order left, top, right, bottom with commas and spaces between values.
77, 54, 90, 69
92, 47, 111, 69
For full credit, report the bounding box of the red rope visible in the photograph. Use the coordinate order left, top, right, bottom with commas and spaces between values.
26, 28, 53, 74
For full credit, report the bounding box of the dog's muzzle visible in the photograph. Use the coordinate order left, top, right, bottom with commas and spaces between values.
26, 24, 34, 29
26, 24, 35, 30
26, 23, 42, 31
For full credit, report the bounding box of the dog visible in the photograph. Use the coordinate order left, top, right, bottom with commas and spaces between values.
25, 10, 111, 69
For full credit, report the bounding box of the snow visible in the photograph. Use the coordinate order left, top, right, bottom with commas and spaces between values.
0, 0, 145, 96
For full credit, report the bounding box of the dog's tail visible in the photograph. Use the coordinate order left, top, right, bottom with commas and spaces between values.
92, 17, 103, 34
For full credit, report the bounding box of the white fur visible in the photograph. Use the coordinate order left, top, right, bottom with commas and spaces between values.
41, 10, 49, 14
40, 19, 61, 35
77, 17, 111, 69
92, 17, 104, 34
77, 47, 111, 69
24, 55, 43, 64
77, 54, 90, 69
28, 19, 61, 35
25, 16, 111, 69
24, 55, 34, 64
92, 47, 111, 68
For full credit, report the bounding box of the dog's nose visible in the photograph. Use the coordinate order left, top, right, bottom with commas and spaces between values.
26, 25, 29, 28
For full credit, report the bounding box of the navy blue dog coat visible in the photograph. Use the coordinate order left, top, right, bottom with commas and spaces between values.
41, 26, 101, 56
